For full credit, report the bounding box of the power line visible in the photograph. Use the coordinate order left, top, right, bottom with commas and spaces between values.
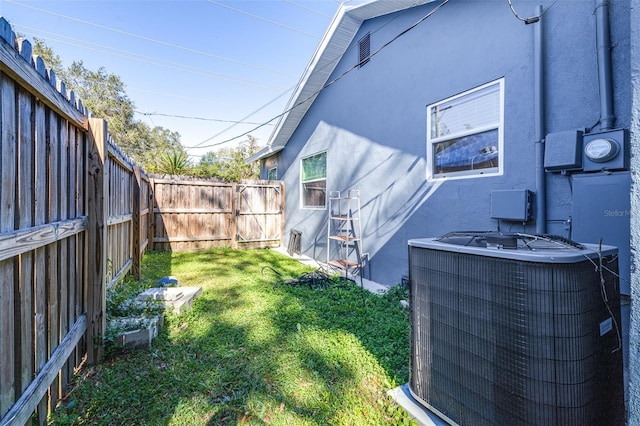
206, 0, 321, 39
6, 0, 297, 77
135, 110, 275, 125
187, 0, 452, 151
19, 25, 287, 90
184, 86, 295, 149
282, 0, 333, 18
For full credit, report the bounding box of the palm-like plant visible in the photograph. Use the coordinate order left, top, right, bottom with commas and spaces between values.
158, 150, 190, 175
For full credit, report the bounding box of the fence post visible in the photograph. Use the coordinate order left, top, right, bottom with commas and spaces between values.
86, 117, 107, 365
231, 182, 238, 249
280, 181, 285, 247
132, 166, 141, 279
148, 177, 155, 251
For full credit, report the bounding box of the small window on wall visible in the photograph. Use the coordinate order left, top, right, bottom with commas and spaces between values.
267, 167, 277, 180
301, 151, 327, 209
427, 79, 504, 180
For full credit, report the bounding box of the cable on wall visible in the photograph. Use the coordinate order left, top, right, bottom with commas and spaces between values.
506, 0, 558, 24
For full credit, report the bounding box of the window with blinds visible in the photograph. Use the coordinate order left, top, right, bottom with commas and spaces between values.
427, 79, 504, 180
301, 151, 327, 209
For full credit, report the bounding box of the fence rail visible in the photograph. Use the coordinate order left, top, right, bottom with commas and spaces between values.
0, 20, 284, 425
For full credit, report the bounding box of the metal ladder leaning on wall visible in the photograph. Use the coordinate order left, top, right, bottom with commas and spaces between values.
327, 190, 365, 282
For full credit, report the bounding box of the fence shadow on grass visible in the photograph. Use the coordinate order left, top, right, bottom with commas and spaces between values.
51, 249, 412, 425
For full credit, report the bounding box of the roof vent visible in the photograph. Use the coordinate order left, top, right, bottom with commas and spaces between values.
358, 32, 370, 67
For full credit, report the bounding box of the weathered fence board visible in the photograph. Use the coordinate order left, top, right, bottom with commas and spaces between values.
33, 87, 48, 425
46, 108, 61, 412
17, 84, 34, 397
1, 70, 17, 418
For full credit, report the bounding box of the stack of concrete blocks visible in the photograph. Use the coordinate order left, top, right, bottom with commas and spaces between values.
111, 276, 202, 349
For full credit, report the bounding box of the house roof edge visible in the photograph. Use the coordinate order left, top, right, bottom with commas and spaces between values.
263, 0, 436, 154
246, 145, 285, 163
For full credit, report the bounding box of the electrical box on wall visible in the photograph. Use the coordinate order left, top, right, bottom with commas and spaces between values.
544, 130, 583, 172
571, 172, 630, 295
490, 189, 533, 221
582, 128, 628, 172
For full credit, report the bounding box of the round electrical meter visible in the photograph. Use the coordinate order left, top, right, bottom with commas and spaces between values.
584, 138, 619, 163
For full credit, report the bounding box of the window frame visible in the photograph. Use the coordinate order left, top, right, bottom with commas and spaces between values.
300, 151, 327, 210
267, 166, 277, 180
426, 78, 505, 181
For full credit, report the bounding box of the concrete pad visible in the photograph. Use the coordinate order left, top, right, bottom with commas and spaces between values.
273, 246, 322, 268
358, 276, 390, 294
271, 247, 391, 294
138, 286, 202, 314
387, 383, 448, 426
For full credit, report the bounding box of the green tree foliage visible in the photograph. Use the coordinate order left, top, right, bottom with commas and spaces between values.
128, 123, 185, 173
194, 135, 262, 182
32, 38, 187, 171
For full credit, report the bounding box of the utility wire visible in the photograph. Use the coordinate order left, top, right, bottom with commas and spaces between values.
206, 0, 321, 39
135, 110, 275, 125
187, 0, 451, 151
282, 0, 333, 18
185, 86, 295, 149
6, 0, 297, 77
506, 0, 558, 24
20, 25, 287, 90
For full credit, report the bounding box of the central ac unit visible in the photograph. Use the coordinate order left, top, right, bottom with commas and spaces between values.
408, 232, 624, 426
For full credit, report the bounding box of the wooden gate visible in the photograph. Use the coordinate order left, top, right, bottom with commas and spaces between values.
235, 181, 284, 248
151, 177, 284, 251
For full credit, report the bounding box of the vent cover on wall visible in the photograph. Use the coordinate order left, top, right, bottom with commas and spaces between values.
408, 232, 624, 426
358, 32, 370, 67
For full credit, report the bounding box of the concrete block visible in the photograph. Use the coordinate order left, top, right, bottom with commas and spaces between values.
137, 286, 202, 314
110, 316, 163, 350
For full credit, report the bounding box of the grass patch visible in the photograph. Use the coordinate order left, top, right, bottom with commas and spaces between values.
51, 248, 415, 425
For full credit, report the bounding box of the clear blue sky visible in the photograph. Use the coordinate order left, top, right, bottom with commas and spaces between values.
0, 0, 342, 161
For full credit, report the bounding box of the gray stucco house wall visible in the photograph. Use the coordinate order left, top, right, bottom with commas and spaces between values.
250, 0, 640, 421
254, 0, 632, 285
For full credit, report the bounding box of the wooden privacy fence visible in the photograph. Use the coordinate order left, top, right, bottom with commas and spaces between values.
0, 20, 284, 425
0, 21, 151, 425
151, 176, 284, 251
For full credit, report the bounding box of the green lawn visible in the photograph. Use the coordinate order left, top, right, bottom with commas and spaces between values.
51, 248, 415, 425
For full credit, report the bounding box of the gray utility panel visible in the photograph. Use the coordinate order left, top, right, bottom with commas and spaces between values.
571, 171, 630, 295
490, 189, 533, 221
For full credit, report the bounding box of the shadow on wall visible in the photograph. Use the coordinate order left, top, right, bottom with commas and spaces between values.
285, 121, 444, 266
